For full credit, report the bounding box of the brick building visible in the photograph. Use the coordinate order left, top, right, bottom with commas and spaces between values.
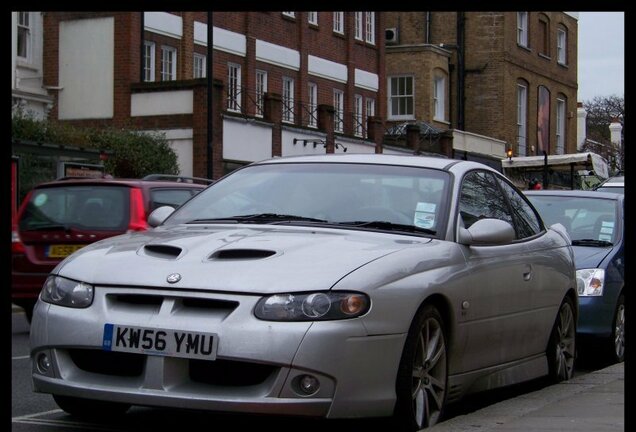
385, 12, 578, 164
34, 11, 392, 180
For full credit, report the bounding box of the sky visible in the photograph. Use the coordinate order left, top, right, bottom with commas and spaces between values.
576, 11, 624, 102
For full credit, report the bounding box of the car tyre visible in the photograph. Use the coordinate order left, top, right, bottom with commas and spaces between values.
394, 304, 447, 431
607, 294, 625, 363
53, 395, 130, 418
547, 296, 576, 383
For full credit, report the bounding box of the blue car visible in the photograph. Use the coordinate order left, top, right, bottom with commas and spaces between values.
525, 190, 624, 363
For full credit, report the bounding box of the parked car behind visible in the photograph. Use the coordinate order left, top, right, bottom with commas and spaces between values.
525, 190, 624, 363
30, 154, 578, 431
12, 174, 210, 321
594, 175, 624, 194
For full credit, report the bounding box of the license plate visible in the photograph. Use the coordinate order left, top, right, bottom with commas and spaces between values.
102, 324, 218, 360
47, 244, 85, 258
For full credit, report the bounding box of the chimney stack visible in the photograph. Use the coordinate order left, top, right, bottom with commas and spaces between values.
577, 102, 587, 151
609, 117, 622, 147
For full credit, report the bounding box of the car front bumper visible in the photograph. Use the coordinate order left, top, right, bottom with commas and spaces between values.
30, 285, 406, 419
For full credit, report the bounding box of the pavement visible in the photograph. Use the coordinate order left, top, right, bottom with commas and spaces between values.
430, 361, 625, 431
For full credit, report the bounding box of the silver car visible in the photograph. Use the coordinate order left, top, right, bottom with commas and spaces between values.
30, 154, 577, 430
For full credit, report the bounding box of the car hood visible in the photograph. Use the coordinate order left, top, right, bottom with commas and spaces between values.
572, 245, 612, 269
55, 224, 432, 294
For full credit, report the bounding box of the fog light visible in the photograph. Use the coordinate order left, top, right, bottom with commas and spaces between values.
36, 353, 51, 374
298, 374, 320, 395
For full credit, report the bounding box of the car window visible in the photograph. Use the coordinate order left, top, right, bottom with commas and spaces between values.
150, 188, 199, 211
458, 170, 514, 231
495, 177, 542, 239
164, 163, 451, 236
526, 195, 618, 243
19, 186, 129, 231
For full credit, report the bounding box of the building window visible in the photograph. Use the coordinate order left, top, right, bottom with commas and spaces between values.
365, 12, 375, 44
143, 41, 155, 82
161, 46, 177, 81
283, 76, 295, 123
433, 76, 445, 121
365, 98, 375, 138
17, 12, 30, 60
537, 85, 550, 154
193, 53, 206, 79
308, 82, 318, 128
388, 76, 414, 119
282, 12, 295, 18
333, 89, 344, 133
354, 94, 363, 137
539, 17, 550, 56
354, 12, 363, 40
556, 97, 566, 154
517, 12, 528, 47
308, 12, 318, 25
517, 83, 528, 156
557, 27, 567, 65
227, 63, 241, 112
255, 70, 267, 117
333, 12, 344, 34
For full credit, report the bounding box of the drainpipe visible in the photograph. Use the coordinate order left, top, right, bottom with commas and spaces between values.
425, 12, 431, 43
140, 12, 145, 81
207, 12, 213, 179
457, 12, 465, 131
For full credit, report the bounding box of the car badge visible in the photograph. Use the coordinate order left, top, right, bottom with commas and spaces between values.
167, 273, 182, 284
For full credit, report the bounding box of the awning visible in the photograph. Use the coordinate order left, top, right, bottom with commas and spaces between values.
501, 152, 609, 179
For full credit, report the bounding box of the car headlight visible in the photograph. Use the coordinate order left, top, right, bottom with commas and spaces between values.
254, 292, 370, 321
576, 268, 605, 296
40, 275, 94, 308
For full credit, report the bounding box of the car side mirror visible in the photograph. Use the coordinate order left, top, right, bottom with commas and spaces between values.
148, 206, 175, 227
457, 218, 516, 246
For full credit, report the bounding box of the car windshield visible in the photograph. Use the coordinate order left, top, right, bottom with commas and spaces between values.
164, 162, 450, 236
526, 195, 618, 245
19, 186, 129, 231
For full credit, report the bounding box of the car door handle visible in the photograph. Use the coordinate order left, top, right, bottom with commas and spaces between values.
523, 265, 533, 281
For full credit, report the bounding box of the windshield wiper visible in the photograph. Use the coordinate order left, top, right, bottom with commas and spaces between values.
571, 239, 613, 247
336, 220, 436, 235
187, 214, 329, 224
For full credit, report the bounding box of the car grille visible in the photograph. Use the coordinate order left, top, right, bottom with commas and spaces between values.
106, 293, 239, 317
68, 348, 277, 386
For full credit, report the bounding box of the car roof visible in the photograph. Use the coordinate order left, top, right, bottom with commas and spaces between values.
251, 153, 490, 173
33, 177, 207, 189
524, 189, 624, 201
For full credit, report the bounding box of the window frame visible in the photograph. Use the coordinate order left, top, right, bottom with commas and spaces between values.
308, 82, 318, 128
365, 12, 375, 44
143, 41, 156, 82
227, 62, 242, 112
354, 94, 363, 137
282, 76, 295, 123
365, 98, 375, 138
333, 12, 344, 34
308, 12, 318, 26
433, 76, 446, 121
333, 89, 344, 133
160, 45, 177, 81
193, 53, 206, 79
255, 69, 268, 118
388, 75, 415, 120
556, 97, 566, 154
354, 12, 363, 40
557, 27, 567, 65
17, 12, 31, 61
517, 12, 529, 48
517, 82, 528, 156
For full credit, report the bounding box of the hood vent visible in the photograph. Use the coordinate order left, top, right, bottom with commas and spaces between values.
210, 249, 276, 260
143, 244, 183, 259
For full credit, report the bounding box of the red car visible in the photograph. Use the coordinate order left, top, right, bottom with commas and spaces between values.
11, 175, 210, 321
